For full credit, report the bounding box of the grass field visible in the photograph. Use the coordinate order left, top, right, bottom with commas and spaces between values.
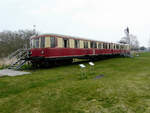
0, 53, 150, 113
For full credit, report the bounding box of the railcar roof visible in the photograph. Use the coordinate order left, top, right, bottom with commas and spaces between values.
31, 33, 103, 42
31, 33, 127, 45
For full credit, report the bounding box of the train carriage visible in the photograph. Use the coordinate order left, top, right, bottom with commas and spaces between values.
29, 34, 130, 66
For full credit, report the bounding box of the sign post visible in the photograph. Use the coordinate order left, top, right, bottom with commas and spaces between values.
89, 62, 95, 74
79, 64, 87, 79
124, 27, 131, 55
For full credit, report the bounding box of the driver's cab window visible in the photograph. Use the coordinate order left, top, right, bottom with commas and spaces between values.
32, 38, 39, 48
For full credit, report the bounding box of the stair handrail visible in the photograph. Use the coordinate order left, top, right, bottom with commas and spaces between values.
16, 60, 26, 69
8, 48, 30, 70
8, 49, 29, 59
8, 49, 22, 59
17, 52, 28, 60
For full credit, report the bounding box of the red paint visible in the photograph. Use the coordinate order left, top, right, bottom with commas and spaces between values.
30, 34, 129, 59
30, 48, 130, 58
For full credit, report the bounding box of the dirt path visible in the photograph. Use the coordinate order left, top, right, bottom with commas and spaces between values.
0, 69, 30, 77
0, 58, 13, 66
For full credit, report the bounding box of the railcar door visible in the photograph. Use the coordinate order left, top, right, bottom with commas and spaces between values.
63, 39, 69, 48
91, 41, 97, 55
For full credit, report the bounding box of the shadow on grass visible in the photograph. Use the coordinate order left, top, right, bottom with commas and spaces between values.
21, 55, 127, 71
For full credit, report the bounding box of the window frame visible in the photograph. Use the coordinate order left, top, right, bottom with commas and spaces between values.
50, 37, 57, 48
40, 37, 45, 48
84, 41, 88, 48
74, 40, 80, 48
32, 38, 39, 48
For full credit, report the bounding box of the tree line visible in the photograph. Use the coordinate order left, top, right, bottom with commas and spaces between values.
119, 34, 140, 50
0, 30, 37, 58
120, 33, 150, 51
119, 27, 150, 51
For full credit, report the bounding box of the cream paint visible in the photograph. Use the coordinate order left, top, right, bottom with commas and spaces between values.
69, 39, 74, 48
88, 41, 90, 48
57, 37, 63, 48
45, 37, 50, 48
80, 40, 84, 48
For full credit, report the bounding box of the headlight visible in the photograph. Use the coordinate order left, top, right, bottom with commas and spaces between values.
41, 50, 44, 54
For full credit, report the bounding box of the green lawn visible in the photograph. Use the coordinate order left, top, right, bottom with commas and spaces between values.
0, 53, 150, 113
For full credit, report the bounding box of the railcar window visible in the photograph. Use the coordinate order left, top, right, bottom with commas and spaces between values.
50, 37, 56, 48
32, 39, 35, 48
94, 42, 97, 48
75, 40, 80, 48
84, 41, 88, 48
90, 42, 97, 48
90, 42, 94, 48
116, 45, 119, 49
103, 43, 107, 49
113, 44, 116, 49
31, 39, 33, 48
32, 38, 39, 48
41, 37, 45, 48
98, 43, 103, 49
63, 39, 69, 48
109, 44, 111, 49
33, 40, 35, 48
35, 38, 39, 48
120, 45, 124, 50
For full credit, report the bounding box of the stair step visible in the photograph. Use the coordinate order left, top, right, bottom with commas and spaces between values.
8, 49, 29, 70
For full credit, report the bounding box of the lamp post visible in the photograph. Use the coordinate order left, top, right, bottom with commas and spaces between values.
33, 25, 36, 35
124, 27, 131, 55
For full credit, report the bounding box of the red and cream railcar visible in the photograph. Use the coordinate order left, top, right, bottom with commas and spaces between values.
29, 34, 130, 65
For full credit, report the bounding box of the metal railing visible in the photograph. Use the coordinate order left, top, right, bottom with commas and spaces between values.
8, 49, 29, 69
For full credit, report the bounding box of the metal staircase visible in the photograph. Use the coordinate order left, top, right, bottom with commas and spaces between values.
8, 49, 29, 70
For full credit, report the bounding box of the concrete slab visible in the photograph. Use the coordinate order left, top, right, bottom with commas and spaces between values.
0, 69, 31, 77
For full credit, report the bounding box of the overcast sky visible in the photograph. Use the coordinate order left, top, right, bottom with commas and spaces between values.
0, 0, 150, 46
